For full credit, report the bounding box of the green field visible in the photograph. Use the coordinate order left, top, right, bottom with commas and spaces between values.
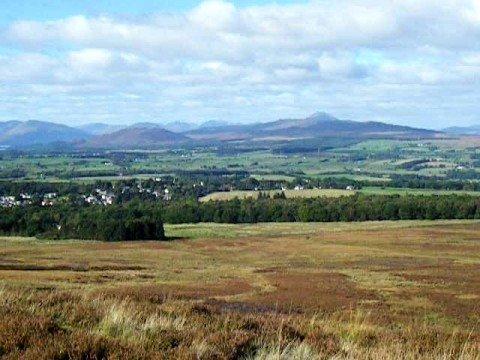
1, 137, 479, 184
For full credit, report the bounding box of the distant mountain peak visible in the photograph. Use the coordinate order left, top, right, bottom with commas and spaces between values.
187, 112, 440, 141
164, 121, 198, 133
128, 122, 162, 129
77, 123, 125, 135
443, 125, 480, 135
86, 124, 189, 149
0, 120, 90, 148
306, 112, 339, 122
200, 120, 228, 129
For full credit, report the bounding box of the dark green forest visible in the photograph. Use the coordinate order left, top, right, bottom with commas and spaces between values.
162, 194, 480, 223
1, 194, 479, 240
0, 202, 165, 241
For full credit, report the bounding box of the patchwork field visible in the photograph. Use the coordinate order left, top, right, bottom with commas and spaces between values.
0, 220, 479, 359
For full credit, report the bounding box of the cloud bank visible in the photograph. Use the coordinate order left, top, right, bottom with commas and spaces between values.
1, 0, 480, 127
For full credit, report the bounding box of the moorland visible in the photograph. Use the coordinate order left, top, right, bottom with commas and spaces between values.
1, 221, 479, 358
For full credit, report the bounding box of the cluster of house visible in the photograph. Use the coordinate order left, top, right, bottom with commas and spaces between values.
120, 182, 173, 201
82, 184, 173, 206
0, 196, 19, 207
0, 192, 58, 208
83, 189, 116, 206
0, 184, 173, 208
41, 192, 59, 206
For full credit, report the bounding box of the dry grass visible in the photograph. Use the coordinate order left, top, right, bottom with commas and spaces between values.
199, 188, 355, 202
0, 220, 479, 358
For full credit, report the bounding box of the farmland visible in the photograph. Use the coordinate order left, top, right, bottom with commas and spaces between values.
1, 137, 479, 185
200, 187, 480, 202
199, 189, 355, 202
1, 220, 479, 358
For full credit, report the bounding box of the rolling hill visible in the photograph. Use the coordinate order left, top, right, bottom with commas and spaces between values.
87, 123, 190, 148
443, 125, 480, 135
186, 112, 441, 141
0, 113, 443, 149
78, 123, 126, 136
0, 120, 90, 147
163, 121, 199, 133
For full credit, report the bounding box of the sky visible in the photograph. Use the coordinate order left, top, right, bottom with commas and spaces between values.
1, 0, 480, 129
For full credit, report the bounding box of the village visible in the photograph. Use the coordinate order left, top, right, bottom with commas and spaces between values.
0, 181, 173, 208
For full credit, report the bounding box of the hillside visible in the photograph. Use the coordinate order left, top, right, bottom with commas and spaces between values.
186, 112, 441, 141
163, 121, 199, 133
443, 125, 480, 135
87, 123, 190, 148
78, 123, 125, 135
0, 113, 443, 149
0, 120, 90, 147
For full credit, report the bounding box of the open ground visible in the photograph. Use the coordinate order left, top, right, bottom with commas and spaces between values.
199, 188, 480, 202
0, 220, 479, 359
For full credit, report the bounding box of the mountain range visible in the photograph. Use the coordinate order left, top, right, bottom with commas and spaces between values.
77, 123, 125, 136
185, 112, 439, 141
86, 123, 189, 148
442, 125, 480, 136
0, 112, 446, 149
0, 120, 89, 147
163, 121, 199, 133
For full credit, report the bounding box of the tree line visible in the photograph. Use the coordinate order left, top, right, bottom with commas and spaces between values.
1, 194, 479, 241
0, 201, 165, 241
162, 194, 480, 223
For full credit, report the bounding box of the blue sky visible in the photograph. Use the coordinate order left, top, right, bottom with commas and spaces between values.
1, 0, 480, 128
0, 0, 302, 23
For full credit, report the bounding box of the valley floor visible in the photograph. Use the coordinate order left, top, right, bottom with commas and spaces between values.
1, 220, 479, 359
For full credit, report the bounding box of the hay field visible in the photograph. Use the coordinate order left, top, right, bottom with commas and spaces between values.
199, 188, 355, 202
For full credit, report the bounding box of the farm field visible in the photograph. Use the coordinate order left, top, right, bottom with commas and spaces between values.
199, 187, 480, 202
1, 136, 479, 186
199, 189, 355, 202
359, 187, 480, 197
0, 220, 479, 358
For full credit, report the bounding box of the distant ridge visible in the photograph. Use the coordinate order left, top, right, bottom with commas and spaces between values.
0, 113, 444, 149
198, 120, 229, 129
0, 120, 90, 147
186, 112, 441, 141
86, 123, 190, 148
164, 121, 198, 133
78, 123, 125, 136
443, 125, 480, 136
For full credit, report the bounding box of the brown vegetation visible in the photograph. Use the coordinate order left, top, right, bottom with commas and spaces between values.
0, 220, 479, 359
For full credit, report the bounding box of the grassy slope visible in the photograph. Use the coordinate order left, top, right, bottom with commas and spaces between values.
0, 220, 479, 358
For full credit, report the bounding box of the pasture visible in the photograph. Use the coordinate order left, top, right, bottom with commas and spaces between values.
199, 189, 355, 202
200, 187, 480, 202
0, 220, 479, 358
359, 187, 480, 197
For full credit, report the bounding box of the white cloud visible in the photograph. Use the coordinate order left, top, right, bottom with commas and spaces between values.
317, 53, 369, 80
462, 0, 480, 24
0, 53, 57, 83
188, 0, 237, 30
68, 48, 113, 70
1, 0, 480, 127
